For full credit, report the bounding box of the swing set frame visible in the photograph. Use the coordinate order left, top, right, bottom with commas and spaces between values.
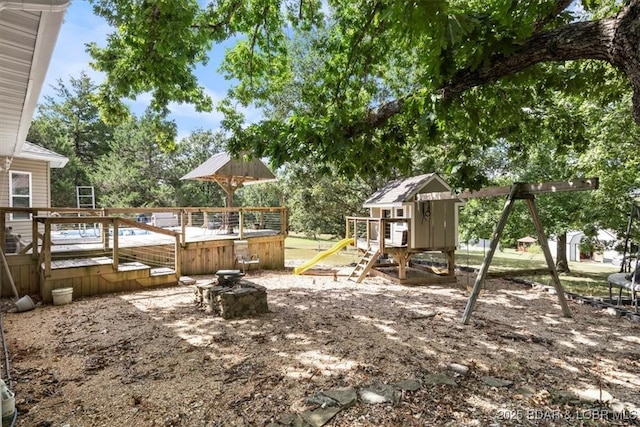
417, 177, 599, 324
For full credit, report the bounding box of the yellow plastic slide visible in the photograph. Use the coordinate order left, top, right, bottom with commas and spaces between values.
294, 238, 355, 275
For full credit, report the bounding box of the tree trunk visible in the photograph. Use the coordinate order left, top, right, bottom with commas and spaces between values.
556, 232, 570, 273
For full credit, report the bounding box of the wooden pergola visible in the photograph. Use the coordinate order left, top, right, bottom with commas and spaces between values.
417, 177, 599, 324
180, 152, 276, 208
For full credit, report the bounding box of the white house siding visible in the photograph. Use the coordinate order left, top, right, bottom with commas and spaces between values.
2, 157, 50, 242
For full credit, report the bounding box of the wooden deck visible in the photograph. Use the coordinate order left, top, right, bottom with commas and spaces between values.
1, 207, 287, 301
39, 256, 179, 303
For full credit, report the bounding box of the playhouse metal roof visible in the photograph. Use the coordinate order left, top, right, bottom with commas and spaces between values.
363, 173, 452, 208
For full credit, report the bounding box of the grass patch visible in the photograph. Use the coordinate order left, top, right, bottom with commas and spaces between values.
285, 234, 360, 267
456, 248, 618, 297
285, 236, 620, 297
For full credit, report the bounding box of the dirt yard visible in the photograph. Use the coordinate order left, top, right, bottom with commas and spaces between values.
1, 268, 639, 427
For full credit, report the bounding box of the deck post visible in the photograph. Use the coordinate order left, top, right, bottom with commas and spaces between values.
0, 211, 5, 254
366, 219, 371, 245
112, 219, 119, 272
181, 210, 187, 245
239, 209, 244, 239
284, 208, 289, 236
32, 216, 39, 260
175, 234, 181, 277
103, 219, 110, 251
345, 217, 349, 240
44, 220, 51, 278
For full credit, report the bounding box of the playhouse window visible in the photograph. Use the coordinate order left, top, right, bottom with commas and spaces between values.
396, 208, 404, 217
10, 171, 32, 221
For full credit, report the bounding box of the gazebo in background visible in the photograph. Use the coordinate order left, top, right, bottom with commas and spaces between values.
517, 236, 538, 252
180, 152, 276, 232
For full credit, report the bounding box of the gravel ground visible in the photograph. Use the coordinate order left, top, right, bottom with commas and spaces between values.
1, 268, 639, 427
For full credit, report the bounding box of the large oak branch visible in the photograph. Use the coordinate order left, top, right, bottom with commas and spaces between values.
359, 0, 640, 133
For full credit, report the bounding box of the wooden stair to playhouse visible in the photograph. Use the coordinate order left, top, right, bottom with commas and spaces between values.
348, 248, 380, 283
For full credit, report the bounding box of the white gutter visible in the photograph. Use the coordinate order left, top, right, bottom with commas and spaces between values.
0, 0, 70, 157
0, 0, 69, 12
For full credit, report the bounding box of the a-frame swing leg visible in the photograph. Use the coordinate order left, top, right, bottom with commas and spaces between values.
462, 190, 573, 324
525, 197, 572, 318
462, 189, 517, 324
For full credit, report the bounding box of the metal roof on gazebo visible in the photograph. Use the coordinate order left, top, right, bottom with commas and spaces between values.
180, 152, 275, 184
180, 152, 276, 208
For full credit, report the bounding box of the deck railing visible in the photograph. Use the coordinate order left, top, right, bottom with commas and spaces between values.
0, 206, 288, 253
345, 216, 411, 252
33, 215, 182, 278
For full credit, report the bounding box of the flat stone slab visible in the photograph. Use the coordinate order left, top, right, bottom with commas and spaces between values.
300, 407, 341, 427
321, 387, 358, 408
359, 384, 400, 404
482, 376, 513, 388
394, 379, 421, 391
423, 373, 456, 386
179, 276, 196, 285
278, 414, 304, 426
305, 392, 338, 407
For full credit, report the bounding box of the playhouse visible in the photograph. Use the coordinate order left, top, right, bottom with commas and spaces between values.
346, 173, 463, 284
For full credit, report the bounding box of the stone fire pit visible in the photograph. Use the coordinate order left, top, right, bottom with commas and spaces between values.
205, 280, 268, 319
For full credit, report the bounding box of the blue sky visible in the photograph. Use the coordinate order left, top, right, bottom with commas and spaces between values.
38, 1, 258, 140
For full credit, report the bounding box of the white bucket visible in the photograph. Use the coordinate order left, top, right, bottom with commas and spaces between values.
51, 287, 73, 306
0, 379, 15, 422
14, 295, 35, 312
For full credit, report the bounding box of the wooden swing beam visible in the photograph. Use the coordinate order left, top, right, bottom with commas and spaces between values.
416, 177, 598, 201
417, 178, 599, 324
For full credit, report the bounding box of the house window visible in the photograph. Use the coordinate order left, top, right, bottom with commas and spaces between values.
10, 171, 32, 221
